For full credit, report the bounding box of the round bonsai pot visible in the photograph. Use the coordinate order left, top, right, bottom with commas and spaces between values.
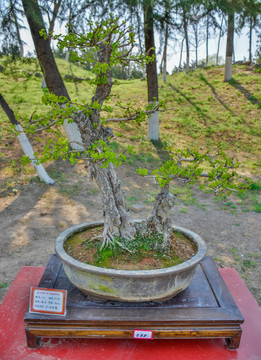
55, 221, 207, 302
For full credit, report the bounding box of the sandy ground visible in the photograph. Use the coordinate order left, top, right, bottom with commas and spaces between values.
0, 159, 260, 305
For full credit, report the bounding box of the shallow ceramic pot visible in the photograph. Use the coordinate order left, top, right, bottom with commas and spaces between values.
55, 221, 207, 302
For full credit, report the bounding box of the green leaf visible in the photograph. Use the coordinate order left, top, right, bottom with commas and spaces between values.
137, 168, 148, 176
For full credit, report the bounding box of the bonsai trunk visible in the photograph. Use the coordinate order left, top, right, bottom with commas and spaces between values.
49, 24, 176, 247
91, 162, 136, 247
143, 184, 175, 247
72, 42, 138, 246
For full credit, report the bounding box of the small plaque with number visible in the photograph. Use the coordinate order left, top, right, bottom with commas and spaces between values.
133, 329, 153, 339
29, 287, 67, 316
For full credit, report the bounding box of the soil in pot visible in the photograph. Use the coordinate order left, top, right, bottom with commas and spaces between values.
64, 227, 197, 270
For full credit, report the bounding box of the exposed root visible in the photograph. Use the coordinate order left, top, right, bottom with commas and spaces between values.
100, 229, 114, 250
90, 228, 134, 253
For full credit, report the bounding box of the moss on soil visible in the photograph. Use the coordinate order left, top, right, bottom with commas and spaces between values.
64, 227, 197, 270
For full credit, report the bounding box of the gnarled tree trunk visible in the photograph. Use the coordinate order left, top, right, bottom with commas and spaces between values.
142, 184, 175, 247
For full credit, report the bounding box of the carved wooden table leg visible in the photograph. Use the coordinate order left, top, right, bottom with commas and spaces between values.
25, 328, 41, 348
225, 331, 242, 350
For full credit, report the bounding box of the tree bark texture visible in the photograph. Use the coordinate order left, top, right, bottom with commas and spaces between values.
143, 0, 159, 141
22, 0, 84, 150
142, 184, 175, 247
224, 12, 234, 82
22, 0, 70, 99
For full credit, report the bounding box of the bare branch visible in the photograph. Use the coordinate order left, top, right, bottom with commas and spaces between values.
104, 106, 164, 123
34, 120, 58, 132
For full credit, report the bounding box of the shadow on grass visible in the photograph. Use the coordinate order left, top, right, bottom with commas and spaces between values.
168, 83, 209, 127
150, 139, 171, 162
228, 79, 260, 106
199, 74, 236, 116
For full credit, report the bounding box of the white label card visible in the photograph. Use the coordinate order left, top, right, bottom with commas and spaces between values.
133, 330, 153, 339
29, 287, 67, 316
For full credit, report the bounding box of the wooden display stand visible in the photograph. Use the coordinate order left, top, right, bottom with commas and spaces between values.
24, 255, 244, 350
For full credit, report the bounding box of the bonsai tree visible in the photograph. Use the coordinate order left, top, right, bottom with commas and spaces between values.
28, 16, 249, 252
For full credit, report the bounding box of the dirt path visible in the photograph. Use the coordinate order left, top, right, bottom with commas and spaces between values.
0, 160, 260, 305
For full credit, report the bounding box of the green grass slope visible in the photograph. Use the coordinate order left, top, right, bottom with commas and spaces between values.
0, 57, 260, 182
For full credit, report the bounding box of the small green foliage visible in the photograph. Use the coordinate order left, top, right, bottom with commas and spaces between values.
94, 247, 115, 267
137, 147, 252, 195
89, 139, 134, 168
242, 259, 258, 269
127, 196, 138, 204
90, 230, 184, 268
254, 203, 261, 213
137, 168, 148, 176
249, 183, 261, 191
0, 282, 8, 291
228, 247, 260, 272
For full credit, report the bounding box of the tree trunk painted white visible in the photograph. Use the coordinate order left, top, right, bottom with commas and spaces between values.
65, 50, 70, 62
224, 13, 234, 82
249, 17, 253, 63
41, 75, 84, 151
22, 0, 84, 151
206, 16, 209, 66
224, 56, 233, 81
41, 75, 47, 89
16, 124, 55, 185
63, 119, 84, 151
147, 102, 159, 141
143, 2, 159, 142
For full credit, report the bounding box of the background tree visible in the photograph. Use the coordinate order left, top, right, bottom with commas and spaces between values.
190, 5, 206, 67
39, 0, 63, 43
143, 0, 159, 141
238, 0, 261, 62
210, 0, 244, 81
224, 10, 234, 81
21, 0, 84, 150
0, 93, 54, 184
174, 0, 203, 73
0, 0, 25, 56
